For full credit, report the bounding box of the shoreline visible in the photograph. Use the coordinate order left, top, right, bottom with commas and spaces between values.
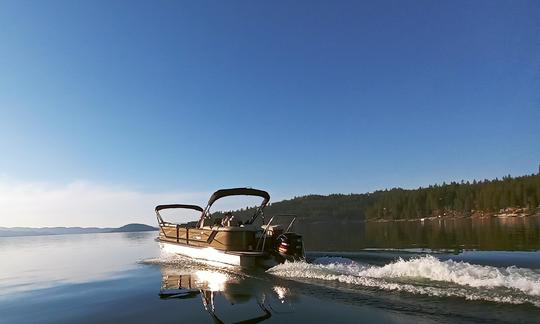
366, 210, 540, 223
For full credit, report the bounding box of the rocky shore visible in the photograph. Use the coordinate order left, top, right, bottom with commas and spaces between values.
366, 207, 540, 223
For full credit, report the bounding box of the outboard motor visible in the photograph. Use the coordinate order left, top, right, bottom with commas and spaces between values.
275, 233, 304, 261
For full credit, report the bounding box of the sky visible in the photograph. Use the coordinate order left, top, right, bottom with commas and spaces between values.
0, 0, 539, 227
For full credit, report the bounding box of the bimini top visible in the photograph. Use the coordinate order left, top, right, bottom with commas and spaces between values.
154, 204, 204, 226
207, 188, 270, 208
155, 204, 204, 212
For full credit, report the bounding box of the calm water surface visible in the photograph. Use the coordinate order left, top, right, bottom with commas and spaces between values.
1, 224, 539, 323
299, 215, 540, 251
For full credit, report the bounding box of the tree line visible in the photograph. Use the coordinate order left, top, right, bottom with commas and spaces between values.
224, 173, 540, 221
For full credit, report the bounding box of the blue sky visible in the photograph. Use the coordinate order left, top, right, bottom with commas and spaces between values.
0, 1, 539, 226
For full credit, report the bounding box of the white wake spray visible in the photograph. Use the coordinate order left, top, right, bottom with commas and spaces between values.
267, 255, 540, 306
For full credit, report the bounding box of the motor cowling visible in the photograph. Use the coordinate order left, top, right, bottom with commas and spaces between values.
275, 233, 304, 261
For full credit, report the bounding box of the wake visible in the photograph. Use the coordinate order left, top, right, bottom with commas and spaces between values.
267, 255, 540, 307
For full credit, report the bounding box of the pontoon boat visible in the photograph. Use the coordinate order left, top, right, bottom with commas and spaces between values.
155, 188, 304, 268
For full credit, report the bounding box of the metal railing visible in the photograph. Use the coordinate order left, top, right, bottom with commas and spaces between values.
256, 214, 297, 252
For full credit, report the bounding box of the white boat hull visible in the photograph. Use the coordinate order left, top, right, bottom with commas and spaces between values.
160, 241, 280, 268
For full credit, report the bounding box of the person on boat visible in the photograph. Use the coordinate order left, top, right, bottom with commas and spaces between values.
221, 212, 234, 226
221, 212, 242, 226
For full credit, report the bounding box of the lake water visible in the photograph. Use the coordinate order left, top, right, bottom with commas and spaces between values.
1, 222, 539, 323
299, 215, 540, 251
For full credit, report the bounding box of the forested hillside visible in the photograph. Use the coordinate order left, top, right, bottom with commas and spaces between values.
225, 173, 540, 221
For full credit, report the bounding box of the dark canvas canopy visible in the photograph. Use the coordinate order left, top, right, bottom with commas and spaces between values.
155, 204, 204, 212
155, 204, 204, 225
207, 188, 270, 208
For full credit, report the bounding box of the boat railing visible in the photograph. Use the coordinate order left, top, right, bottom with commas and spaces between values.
155, 204, 213, 245
257, 214, 297, 252
158, 223, 217, 245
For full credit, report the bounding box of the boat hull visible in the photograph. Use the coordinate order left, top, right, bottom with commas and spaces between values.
159, 240, 281, 269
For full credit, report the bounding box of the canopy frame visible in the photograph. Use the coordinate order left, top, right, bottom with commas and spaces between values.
201, 188, 270, 226
155, 204, 204, 226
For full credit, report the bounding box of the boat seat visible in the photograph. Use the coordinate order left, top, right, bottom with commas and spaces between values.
227, 219, 242, 227
200, 225, 259, 232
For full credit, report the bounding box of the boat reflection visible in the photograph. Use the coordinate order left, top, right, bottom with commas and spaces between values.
159, 265, 296, 323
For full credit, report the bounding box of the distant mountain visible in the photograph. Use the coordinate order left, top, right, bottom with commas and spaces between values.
0, 223, 158, 238
108, 223, 157, 233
